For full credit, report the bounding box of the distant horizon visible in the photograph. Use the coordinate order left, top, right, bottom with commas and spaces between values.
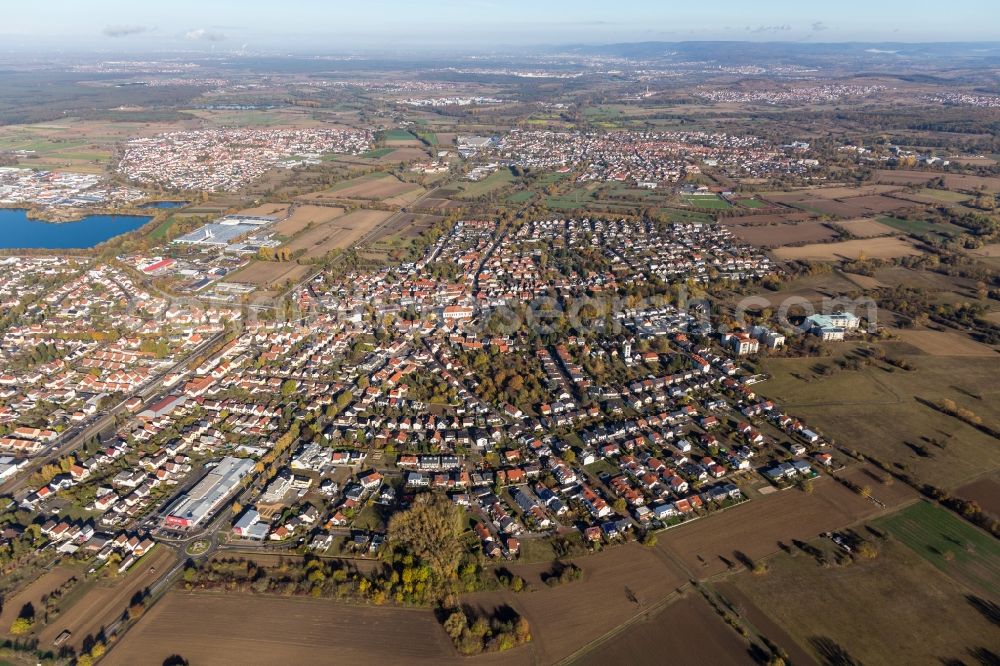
2, 39, 1000, 60
0, 0, 996, 52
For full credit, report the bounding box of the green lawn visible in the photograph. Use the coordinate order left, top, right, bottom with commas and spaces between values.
875, 501, 1000, 597
585, 458, 619, 477
352, 501, 389, 532
739, 198, 767, 209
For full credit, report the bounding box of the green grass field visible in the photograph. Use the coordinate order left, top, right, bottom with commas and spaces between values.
875, 501, 1000, 597
327, 171, 391, 192
148, 216, 177, 241
739, 198, 767, 208
662, 208, 714, 223
383, 129, 415, 141
545, 189, 593, 210
537, 171, 570, 185
360, 147, 395, 159
876, 215, 964, 238
415, 131, 438, 145
506, 190, 534, 204
683, 195, 732, 209
456, 168, 514, 199
916, 188, 972, 204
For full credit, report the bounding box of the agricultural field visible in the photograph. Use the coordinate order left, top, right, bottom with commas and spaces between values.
234, 203, 290, 218
307, 173, 424, 203
285, 209, 393, 259
506, 190, 535, 204
186, 108, 322, 129
271, 204, 345, 236
795, 185, 902, 200
148, 216, 178, 241
545, 185, 598, 210
360, 147, 395, 159
105, 592, 462, 666
730, 221, 837, 247
414, 196, 462, 212
380, 146, 431, 163
656, 477, 878, 579
893, 329, 996, 356
368, 211, 442, 245
726, 538, 998, 665
0, 564, 83, 639
571, 594, 754, 666
223, 260, 312, 288
762, 351, 1000, 490
955, 475, 1000, 520
743, 270, 869, 308
0, 118, 190, 172
719, 212, 813, 226
875, 501, 1000, 598
37, 545, 177, 652
771, 237, 919, 261
832, 217, 896, 237
763, 188, 919, 218
383, 128, 417, 142
897, 187, 974, 205
462, 543, 688, 665
875, 215, 965, 238
970, 243, 1000, 258
876, 169, 1000, 193
453, 168, 515, 199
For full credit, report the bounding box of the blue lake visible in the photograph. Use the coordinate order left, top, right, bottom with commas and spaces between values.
139, 200, 189, 209
0, 208, 153, 249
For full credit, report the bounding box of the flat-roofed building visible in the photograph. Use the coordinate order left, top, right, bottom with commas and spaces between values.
164, 456, 254, 529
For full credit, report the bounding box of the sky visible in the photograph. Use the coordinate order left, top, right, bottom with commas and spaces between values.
0, 0, 996, 52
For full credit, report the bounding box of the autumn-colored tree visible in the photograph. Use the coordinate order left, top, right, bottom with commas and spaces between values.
387, 494, 463, 585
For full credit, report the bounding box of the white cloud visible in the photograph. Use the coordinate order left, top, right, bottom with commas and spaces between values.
185, 28, 226, 41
